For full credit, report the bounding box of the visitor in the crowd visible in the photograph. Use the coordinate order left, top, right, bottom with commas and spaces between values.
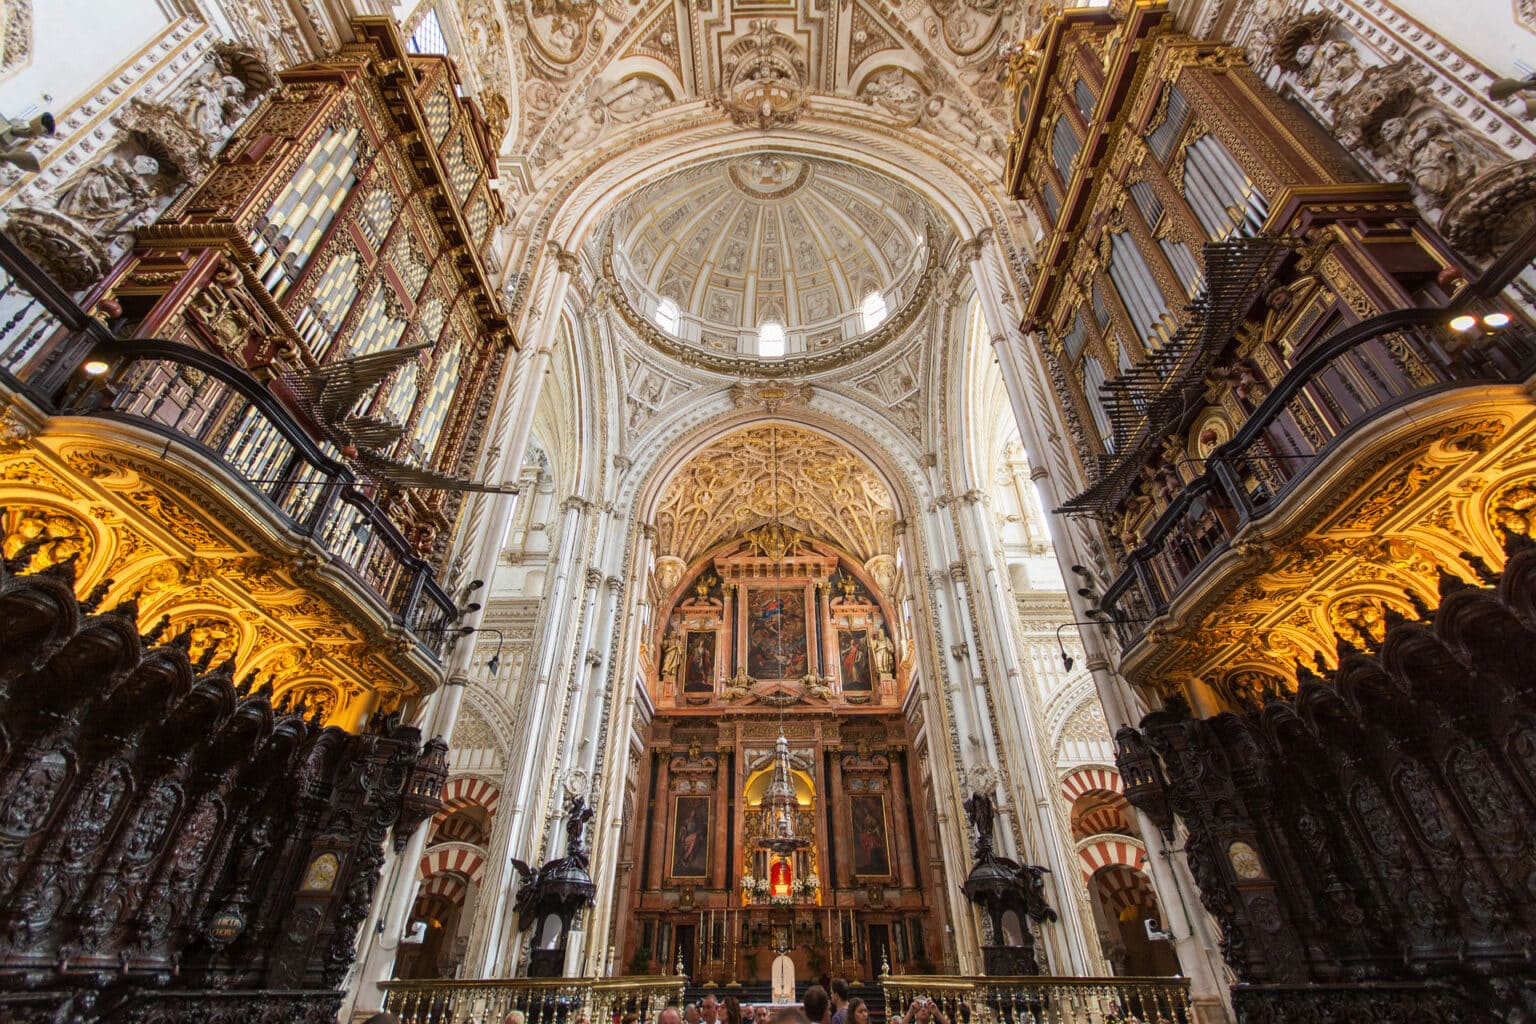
847, 998, 869, 1024
770, 1010, 812, 1024
702, 994, 720, 1024
686, 1004, 702, 1024
500, 1011, 525, 1024
753, 1004, 772, 1024
802, 984, 830, 1024
658, 1008, 683, 1024
829, 978, 850, 1024
900, 996, 947, 1024
724, 995, 743, 1024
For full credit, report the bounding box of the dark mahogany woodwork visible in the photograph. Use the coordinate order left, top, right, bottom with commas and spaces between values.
1118, 536, 1536, 1021
0, 552, 445, 1023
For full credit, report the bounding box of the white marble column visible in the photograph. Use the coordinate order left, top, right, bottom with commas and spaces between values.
990, 318, 1233, 1022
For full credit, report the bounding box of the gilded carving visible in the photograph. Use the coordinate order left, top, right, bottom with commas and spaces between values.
653, 425, 896, 565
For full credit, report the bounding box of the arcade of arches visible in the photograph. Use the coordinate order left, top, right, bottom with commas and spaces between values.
0, 1, 1534, 1023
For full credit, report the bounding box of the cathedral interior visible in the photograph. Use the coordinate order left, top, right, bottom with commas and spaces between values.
0, 0, 1533, 1021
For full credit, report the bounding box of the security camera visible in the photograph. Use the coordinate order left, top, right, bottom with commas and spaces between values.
0, 111, 55, 173
402, 920, 428, 945
1144, 918, 1172, 942
6, 112, 55, 139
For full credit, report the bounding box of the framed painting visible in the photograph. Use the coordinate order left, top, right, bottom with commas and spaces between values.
684, 630, 716, 692
849, 793, 891, 877
746, 586, 808, 680
671, 794, 710, 878
838, 628, 872, 691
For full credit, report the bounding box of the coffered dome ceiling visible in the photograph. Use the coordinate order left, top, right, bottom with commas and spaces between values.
604, 152, 939, 373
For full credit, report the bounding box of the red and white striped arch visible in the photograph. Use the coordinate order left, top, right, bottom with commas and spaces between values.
438, 775, 501, 816
1090, 864, 1157, 915
434, 813, 491, 845
419, 843, 487, 885
1077, 837, 1145, 882
1060, 766, 1124, 804
1074, 804, 1130, 839
418, 872, 469, 905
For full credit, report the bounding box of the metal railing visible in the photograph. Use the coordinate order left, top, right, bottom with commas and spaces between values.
380, 975, 687, 1024
0, 234, 456, 654
881, 975, 1192, 1024
1097, 262, 1536, 648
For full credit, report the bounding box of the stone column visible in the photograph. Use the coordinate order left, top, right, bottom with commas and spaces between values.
480, 497, 595, 975
985, 308, 1233, 1020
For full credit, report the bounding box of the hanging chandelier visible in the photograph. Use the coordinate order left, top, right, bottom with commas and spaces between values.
761, 425, 808, 855
760, 732, 808, 854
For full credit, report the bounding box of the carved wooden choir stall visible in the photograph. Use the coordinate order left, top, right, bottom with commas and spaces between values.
1118, 535, 1536, 1021
0, 550, 447, 1022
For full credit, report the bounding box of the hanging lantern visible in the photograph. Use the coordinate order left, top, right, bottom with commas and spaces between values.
760, 732, 809, 855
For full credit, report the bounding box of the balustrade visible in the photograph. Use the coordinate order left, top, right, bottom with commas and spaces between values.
882, 975, 1192, 1024
381, 975, 686, 1024
1100, 304, 1535, 647
0, 235, 457, 655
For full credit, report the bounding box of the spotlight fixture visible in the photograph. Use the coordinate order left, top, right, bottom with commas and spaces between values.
1489, 74, 1536, 101
1484, 312, 1511, 329
1449, 314, 1478, 332
83, 359, 110, 376
1054, 614, 1155, 674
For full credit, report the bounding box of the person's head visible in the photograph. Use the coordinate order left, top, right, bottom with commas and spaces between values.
501, 1011, 525, 1024
830, 979, 850, 1009
659, 1009, 682, 1024
753, 1006, 771, 1024
622, 1014, 639, 1024
702, 995, 719, 1022
771, 1011, 812, 1024
912, 997, 935, 1023
686, 1006, 701, 1024
849, 999, 869, 1024
724, 995, 742, 1024
802, 985, 830, 1024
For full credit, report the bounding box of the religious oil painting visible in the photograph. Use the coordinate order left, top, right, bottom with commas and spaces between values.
850, 794, 891, 877
747, 586, 808, 680
672, 795, 710, 878
684, 630, 716, 692
839, 628, 872, 691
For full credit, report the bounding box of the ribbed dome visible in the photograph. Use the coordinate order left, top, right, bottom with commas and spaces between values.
607, 152, 933, 361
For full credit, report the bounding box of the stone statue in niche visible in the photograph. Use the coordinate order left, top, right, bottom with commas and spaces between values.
922, 93, 1001, 157
178, 68, 252, 139
1378, 114, 1489, 208
54, 153, 166, 231
660, 627, 682, 682
6, 146, 173, 288
1296, 39, 1362, 113
862, 68, 927, 124
870, 624, 895, 679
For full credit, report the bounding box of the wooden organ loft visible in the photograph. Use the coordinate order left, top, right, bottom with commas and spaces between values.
89, 15, 514, 565
0, 16, 513, 734
1005, 2, 1536, 1020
